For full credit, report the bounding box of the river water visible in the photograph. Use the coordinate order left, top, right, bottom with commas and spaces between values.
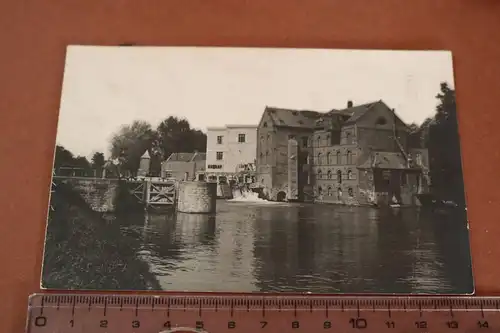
118, 195, 473, 294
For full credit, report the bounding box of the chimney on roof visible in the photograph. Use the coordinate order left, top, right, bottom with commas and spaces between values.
347, 100, 353, 108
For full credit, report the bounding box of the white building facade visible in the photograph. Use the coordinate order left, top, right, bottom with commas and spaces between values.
205, 125, 258, 180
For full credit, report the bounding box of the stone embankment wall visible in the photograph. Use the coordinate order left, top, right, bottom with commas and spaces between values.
53, 177, 119, 212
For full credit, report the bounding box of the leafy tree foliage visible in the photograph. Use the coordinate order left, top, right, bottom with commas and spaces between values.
107, 117, 207, 176
428, 82, 465, 206
53, 145, 93, 176
109, 120, 157, 176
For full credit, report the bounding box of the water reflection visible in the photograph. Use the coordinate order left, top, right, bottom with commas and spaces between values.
124, 201, 472, 293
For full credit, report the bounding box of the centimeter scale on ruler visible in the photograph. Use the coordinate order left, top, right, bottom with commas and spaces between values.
27, 294, 500, 333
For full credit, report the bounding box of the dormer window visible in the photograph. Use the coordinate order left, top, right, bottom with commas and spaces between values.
376, 117, 387, 125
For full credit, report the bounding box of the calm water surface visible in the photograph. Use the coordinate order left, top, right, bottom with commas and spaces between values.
121, 200, 473, 293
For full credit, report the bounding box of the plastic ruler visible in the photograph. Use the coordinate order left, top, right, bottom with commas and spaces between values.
26, 294, 500, 333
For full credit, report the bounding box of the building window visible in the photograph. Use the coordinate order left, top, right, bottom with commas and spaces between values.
327, 186, 332, 196
348, 188, 354, 197
326, 152, 331, 165
337, 170, 342, 183
416, 152, 422, 166
317, 169, 322, 179
326, 134, 331, 145
337, 187, 343, 200
216, 152, 223, 160
263, 122, 268, 127
327, 170, 332, 179
238, 134, 246, 143
346, 150, 352, 164
336, 151, 341, 164
317, 136, 321, 147
217, 135, 223, 144
317, 153, 322, 165
347, 170, 353, 180
318, 186, 323, 195
302, 137, 308, 148
376, 117, 387, 125
288, 134, 296, 140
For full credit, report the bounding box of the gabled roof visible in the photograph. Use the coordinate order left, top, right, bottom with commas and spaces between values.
327, 101, 381, 125
261, 100, 408, 130
263, 106, 323, 129
165, 152, 206, 163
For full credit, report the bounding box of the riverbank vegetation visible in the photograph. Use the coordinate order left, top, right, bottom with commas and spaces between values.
42, 182, 161, 290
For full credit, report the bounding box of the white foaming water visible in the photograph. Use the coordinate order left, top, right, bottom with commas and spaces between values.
228, 188, 281, 204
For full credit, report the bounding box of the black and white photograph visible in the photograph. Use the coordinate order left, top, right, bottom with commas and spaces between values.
41, 46, 473, 294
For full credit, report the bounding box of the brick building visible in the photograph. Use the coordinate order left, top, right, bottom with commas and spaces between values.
255, 100, 430, 206
161, 152, 206, 181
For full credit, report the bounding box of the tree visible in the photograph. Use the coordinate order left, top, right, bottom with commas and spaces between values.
428, 82, 465, 206
156, 116, 207, 165
53, 145, 92, 176
109, 120, 156, 176
408, 117, 433, 149
53, 145, 75, 171
91, 152, 106, 177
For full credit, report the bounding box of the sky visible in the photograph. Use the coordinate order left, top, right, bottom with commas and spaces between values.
56, 46, 455, 159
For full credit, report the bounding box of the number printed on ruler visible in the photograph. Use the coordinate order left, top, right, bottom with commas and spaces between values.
27, 294, 500, 333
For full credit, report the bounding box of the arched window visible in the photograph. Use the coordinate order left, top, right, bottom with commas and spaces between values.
347, 169, 353, 180
337, 187, 343, 200
318, 186, 323, 195
326, 134, 331, 145
317, 169, 322, 179
336, 151, 341, 164
318, 153, 322, 165
326, 152, 331, 165
327, 170, 332, 179
317, 136, 321, 147
346, 150, 352, 164
337, 170, 342, 183
327, 186, 332, 196
348, 188, 354, 197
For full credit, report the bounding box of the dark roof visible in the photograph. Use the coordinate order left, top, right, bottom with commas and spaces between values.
327, 101, 381, 124
165, 152, 206, 163
264, 106, 323, 129
263, 100, 407, 129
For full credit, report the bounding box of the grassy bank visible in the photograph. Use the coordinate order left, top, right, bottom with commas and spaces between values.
42, 182, 161, 290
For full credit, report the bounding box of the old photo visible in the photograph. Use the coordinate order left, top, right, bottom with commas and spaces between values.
41, 46, 473, 294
